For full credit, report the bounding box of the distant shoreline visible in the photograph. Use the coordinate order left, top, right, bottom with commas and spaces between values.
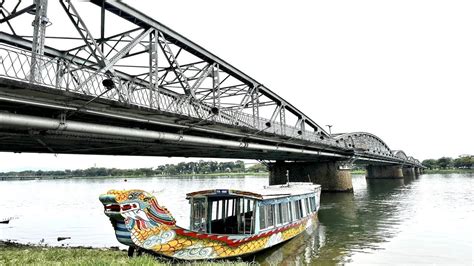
423, 169, 474, 174
0, 171, 269, 181
1, 169, 471, 181
0, 170, 368, 181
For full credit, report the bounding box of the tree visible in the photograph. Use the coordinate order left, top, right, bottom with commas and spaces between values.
422, 159, 438, 169
247, 163, 268, 173
453, 155, 473, 169
437, 157, 453, 169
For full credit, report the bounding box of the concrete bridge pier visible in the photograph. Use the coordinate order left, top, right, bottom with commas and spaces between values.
414, 167, 422, 176
366, 165, 404, 179
402, 167, 416, 180
269, 161, 353, 192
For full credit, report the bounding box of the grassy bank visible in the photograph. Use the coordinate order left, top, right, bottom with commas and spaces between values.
423, 168, 474, 174
0, 241, 253, 265
0, 241, 158, 266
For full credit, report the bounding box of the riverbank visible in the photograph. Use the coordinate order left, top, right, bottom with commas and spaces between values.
0, 240, 158, 265
0, 170, 377, 181
0, 241, 253, 265
423, 168, 474, 174
0, 172, 268, 181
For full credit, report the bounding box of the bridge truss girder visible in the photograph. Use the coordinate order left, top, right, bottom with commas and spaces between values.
0, 0, 423, 167
0, 0, 333, 141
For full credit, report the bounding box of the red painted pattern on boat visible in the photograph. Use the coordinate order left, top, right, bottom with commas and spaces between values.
174, 214, 313, 247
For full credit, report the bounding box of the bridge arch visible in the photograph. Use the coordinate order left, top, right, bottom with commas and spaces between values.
335, 132, 393, 156
393, 150, 408, 160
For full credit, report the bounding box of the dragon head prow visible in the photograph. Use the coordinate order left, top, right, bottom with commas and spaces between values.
99, 189, 176, 229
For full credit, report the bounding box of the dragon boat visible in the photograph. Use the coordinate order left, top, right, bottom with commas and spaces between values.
99, 182, 321, 260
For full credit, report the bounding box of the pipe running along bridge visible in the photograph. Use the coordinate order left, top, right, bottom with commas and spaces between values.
0, 0, 423, 191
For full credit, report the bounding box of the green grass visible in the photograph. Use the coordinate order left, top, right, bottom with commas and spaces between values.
0, 245, 158, 266
0, 241, 256, 266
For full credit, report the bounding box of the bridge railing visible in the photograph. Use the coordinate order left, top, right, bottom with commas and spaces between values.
0, 45, 347, 149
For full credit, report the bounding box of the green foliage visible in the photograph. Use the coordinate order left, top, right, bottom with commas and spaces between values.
0, 161, 268, 179
437, 157, 453, 169
247, 163, 268, 173
422, 159, 438, 169
155, 160, 248, 175
453, 156, 473, 168
422, 155, 473, 170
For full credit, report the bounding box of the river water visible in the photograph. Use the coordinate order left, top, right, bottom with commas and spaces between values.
0, 173, 472, 264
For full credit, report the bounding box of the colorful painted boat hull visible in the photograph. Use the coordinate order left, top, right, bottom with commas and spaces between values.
100, 189, 318, 260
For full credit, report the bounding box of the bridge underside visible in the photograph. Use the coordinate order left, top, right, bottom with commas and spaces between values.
0, 78, 351, 161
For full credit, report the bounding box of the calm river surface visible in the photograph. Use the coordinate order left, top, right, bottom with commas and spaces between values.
1, 173, 472, 264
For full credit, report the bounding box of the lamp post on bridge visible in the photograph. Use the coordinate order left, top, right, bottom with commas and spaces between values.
326, 125, 332, 136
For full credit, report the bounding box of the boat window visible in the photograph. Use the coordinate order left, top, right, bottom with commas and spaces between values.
266, 205, 275, 228
295, 200, 303, 219
281, 202, 289, 223
301, 199, 306, 217
212, 200, 221, 220
305, 198, 310, 215
259, 205, 266, 229
299, 200, 304, 218
238, 198, 254, 234
259, 204, 275, 230
227, 199, 235, 218
205, 197, 255, 235
191, 198, 207, 232
294, 200, 301, 220
275, 204, 282, 225
309, 196, 317, 212
289, 201, 294, 222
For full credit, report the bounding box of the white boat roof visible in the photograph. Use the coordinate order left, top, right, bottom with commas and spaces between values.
186, 182, 320, 200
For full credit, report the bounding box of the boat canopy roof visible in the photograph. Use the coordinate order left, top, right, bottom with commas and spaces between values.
186, 182, 320, 200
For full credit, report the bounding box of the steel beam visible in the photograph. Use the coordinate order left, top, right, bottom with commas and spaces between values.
30, 0, 48, 83
59, 0, 107, 68
0, 112, 349, 159
88, 0, 330, 137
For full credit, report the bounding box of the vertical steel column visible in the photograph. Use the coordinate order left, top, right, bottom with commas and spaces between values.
100, 0, 105, 53
280, 105, 286, 135
55, 59, 65, 89
300, 119, 306, 136
30, 0, 48, 83
212, 64, 220, 120
251, 86, 260, 128
149, 29, 159, 109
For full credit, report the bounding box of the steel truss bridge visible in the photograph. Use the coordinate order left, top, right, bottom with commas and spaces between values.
0, 0, 422, 168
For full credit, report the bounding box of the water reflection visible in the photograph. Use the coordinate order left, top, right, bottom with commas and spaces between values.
255, 175, 413, 264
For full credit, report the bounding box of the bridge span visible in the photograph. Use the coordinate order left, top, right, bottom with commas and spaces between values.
0, 0, 423, 191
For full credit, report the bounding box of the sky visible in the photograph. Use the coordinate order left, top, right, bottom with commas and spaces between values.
0, 0, 473, 171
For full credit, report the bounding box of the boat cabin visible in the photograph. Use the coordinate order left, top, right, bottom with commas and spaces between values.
186, 182, 321, 235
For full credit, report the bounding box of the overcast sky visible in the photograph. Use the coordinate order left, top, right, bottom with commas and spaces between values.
1, 0, 472, 171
